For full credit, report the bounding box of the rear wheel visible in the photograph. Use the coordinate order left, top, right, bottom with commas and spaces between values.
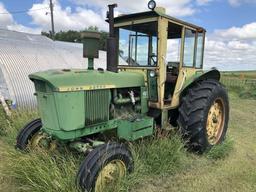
77, 142, 134, 192
178, 79, 229, 153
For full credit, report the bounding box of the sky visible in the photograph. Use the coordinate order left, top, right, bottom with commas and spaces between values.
0, 0, 256, 71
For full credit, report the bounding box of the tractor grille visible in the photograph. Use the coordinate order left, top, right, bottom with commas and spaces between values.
84, 89, 110, 126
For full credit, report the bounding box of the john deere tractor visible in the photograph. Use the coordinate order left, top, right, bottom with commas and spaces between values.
16, 1, 229, 191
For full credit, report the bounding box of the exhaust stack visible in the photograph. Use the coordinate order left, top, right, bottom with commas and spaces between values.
107, 4, 118, 73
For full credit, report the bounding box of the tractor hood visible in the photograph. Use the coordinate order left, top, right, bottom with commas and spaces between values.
29, 69, 145, 92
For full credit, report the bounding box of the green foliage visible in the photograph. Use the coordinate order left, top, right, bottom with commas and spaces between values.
0, 110, 79, 192
239, 89, 256, 99
221, 72, 256, 100
55, 30, 81, 43
2, 90, 256, 192
0, 108, 234, 192
112, 134, 189, 191
0, 105, 10, 136
222, 71, 256, 80
41, 26, 108, 51
2, 149, 80, 192
136, 134, 188, 175
206, 138, 234, 160
1, 109, 38, 145
227, 87, 256, 100
1, 111, 189, 192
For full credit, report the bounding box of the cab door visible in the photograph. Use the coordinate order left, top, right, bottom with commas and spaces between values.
170, 27, 205, 108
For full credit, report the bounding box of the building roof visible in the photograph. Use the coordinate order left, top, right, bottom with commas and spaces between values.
0, 29, 106, 108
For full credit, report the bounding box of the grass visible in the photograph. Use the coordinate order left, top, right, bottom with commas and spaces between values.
1, 149, 80, 192
133, 94, 256, 192
222, 70, 256, 79
221, 71, 256, 100
0, 106, 11, 136
0, 71, 255, 192
0, 101, 238, 192
0, 112, 190, 192
206, 138, 234, 160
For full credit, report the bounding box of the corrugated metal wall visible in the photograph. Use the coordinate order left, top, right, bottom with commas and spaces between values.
0, 29, 107, 108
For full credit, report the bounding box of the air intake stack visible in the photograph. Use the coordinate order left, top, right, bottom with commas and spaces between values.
106, 4, 118, 73
81, 31, 101, 70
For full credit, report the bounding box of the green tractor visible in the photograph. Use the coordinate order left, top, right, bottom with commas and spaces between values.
16, 1, 229, 191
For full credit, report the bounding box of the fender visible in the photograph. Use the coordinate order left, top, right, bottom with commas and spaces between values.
181, 69, 220, 97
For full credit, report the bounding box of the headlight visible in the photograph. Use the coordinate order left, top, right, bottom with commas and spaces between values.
148, 0, 156, 10
149, 71, 156, 77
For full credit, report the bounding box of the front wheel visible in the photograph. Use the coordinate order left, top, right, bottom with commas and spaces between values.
178, 79, 229, 153
77, 142, 134, 192
16, 119, 56, 151
16, 119, 42, 151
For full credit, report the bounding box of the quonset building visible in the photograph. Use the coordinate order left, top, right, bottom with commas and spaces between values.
0, 29, 107, 108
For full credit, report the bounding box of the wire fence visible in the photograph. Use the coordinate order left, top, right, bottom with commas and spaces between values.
221, 77, 256, 89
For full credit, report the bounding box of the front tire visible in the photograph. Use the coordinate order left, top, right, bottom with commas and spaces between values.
77, 142, 134, 192
16, 119, 42, 151
178, 79, 229, 153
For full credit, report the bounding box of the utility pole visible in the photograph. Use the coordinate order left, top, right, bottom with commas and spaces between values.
49, 0, 55, 40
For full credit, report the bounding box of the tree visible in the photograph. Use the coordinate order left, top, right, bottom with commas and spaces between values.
41, 26, 108, 51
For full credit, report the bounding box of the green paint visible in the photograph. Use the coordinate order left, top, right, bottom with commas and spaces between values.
84, 89, 110, 126
37, 92, 60, 131
140, 87, 149, 114
182, 69, 217, 92
31, 69, 151, 141
88, 58, 94, 70
55, 92, 85, 131
42, 116, 154, 142
147, 71, 158, 101
182, 72, 202, 90
117, 116, 154, 141
43, 119, 118, 140
37, 91, 85, 133
29, 70, 145, 91
29, 5, 212, 145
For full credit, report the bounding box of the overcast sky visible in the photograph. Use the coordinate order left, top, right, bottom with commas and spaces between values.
0, 0, 256, 71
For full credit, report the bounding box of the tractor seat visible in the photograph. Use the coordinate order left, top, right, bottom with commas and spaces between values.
166, 72, 178, 83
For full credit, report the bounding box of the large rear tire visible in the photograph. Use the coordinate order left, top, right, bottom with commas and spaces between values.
77, 142, 134, 192
178, 79, 229, 153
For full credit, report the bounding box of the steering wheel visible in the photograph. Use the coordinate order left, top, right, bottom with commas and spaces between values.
150, 53, 157, 66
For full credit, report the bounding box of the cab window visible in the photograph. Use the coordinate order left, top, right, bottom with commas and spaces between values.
183, 29, 196, 67
195, 32, 204, 68
118, 21, 158, 66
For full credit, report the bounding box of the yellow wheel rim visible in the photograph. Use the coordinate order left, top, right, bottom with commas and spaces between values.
206, 98, 225, 145
95, 160, 126, 192
30, 132, 56, 151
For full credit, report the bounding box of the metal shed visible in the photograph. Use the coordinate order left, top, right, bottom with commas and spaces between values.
0, 29, 107, 108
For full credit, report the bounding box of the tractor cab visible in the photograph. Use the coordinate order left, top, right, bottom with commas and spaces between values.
114, 4, 206, 110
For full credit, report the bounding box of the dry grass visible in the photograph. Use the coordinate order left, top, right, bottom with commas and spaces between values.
133, 93, 256, 192
0, 71, 255, 192
1, 94, 252, 192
